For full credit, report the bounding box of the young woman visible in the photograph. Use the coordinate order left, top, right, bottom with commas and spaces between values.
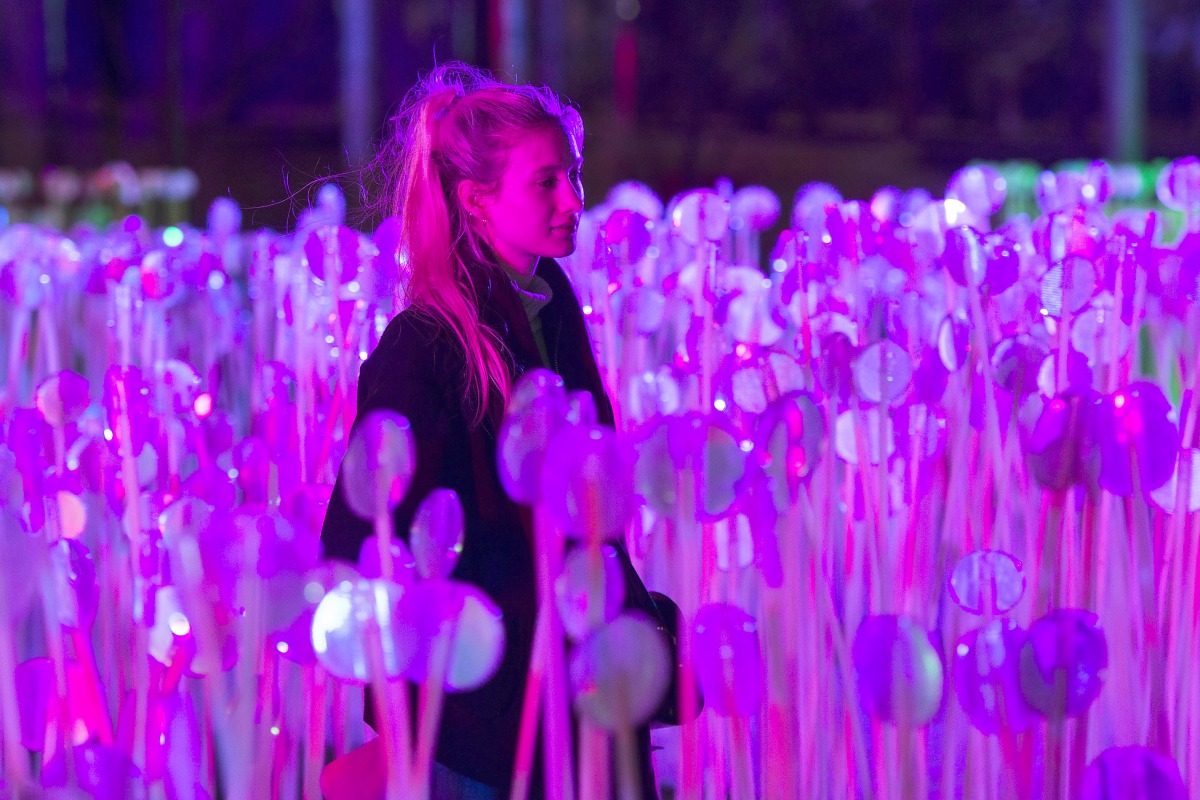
320, 63, 677, 799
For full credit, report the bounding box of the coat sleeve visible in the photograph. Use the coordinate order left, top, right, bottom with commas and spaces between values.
320, 312, 456, 564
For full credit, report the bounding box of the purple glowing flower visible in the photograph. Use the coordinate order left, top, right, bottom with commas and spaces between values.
1018, 608, 1107, 718
1096, 382, 1178, 497
953, 620, 1037, 735
409, 488, 465, 580
556, 544, 626, 641
339, 411, 415, 521
1024, 392, 1101, 491
541, 424, 635, 542
949, 549, 1026, 616
570, 612, 671, 729
852, 614, 944, 727
1081, 746, 1187, 800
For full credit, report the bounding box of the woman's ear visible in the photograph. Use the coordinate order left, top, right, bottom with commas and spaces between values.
456, 180, 489, 223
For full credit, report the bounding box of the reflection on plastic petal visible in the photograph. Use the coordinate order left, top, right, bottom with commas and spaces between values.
571, 613, 670, 730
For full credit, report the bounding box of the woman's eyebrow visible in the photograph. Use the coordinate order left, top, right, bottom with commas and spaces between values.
532, 155, 582, 174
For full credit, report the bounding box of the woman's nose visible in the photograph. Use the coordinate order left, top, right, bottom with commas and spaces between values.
563, 180, 584, 212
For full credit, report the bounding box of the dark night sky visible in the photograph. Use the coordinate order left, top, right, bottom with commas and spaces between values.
1, 0, 1198, 229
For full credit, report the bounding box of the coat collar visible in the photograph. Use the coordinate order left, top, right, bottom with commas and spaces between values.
471, 258, 615, 429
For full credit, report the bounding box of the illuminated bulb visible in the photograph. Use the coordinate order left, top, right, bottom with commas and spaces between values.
944, 199, 967, 226
193, 393, 213, 419
168, 612, 191, 637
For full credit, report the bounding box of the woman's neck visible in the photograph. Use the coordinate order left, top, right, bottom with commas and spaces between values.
498, 259, 539, 290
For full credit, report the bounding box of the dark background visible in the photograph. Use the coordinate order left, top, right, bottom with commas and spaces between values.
1, 0, 1197, 230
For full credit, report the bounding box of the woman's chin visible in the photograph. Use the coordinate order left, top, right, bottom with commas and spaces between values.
544, 238, 578, 258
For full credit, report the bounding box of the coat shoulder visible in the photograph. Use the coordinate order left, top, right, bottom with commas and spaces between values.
358, 307, 462, 412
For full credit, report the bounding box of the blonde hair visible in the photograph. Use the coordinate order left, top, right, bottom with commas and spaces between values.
376, 62, 581, 427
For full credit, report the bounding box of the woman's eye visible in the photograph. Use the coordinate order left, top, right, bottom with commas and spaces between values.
540, 178, 558, 188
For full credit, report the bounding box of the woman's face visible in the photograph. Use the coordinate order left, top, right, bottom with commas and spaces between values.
477, 124, 584, 275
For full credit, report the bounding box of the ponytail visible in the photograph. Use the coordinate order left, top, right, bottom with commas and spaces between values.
383, 66, 561, 428
376, 64, 577, 427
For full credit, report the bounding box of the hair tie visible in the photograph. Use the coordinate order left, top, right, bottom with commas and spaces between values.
428, 86, 463, 123
425, 86, 463, 151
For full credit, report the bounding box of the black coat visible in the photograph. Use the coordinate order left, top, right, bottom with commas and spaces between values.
320, 257, 671, 797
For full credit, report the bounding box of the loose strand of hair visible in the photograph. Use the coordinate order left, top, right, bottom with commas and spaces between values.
398, 91, 510, 427
384, 62, 572, 427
